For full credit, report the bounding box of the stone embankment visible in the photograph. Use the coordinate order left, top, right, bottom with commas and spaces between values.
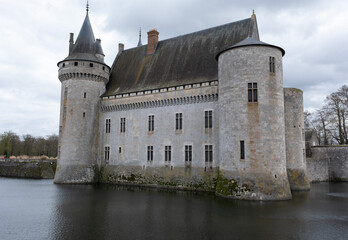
0, 159, 57, 179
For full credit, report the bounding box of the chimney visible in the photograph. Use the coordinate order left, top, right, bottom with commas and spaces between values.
69, 33, 74, 55
147, 29, 159, 55
118, 43, 124, 55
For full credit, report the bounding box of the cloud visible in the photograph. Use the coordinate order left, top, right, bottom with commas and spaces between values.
0, 0, 347, 136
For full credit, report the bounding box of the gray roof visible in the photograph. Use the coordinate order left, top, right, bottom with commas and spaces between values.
61, 13, 106, 64
216, 37, 285, 59
104, 16, 259, 96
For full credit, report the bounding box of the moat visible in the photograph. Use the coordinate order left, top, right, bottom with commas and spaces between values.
0, 178, 347, 240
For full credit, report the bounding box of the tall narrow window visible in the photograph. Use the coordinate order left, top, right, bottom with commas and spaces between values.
63, 107, 67, 119
106, 119, 111, 133
185, 145, 192, 162
104, 146, 110, 161
176, 113, 183, 130
269, 56, 275, 73
205, 110, 212, 129
148, 115, 154, 132
165, 146, 171, 162
205, 145, 213, 162
240, 141, 245, 159
84, 92, 86, 99
83, 112, 86, 118
120, 118, 126, 133
248, 83, 258, 102
147, 146, 153, 162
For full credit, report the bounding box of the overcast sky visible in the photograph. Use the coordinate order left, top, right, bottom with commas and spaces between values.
0, 0, 347, 137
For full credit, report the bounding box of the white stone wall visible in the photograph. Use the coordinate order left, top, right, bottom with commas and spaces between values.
99, 84, 219, 169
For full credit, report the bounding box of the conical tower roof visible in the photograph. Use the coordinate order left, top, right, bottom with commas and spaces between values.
72, 13, 96, 54
63, 10, 106, 64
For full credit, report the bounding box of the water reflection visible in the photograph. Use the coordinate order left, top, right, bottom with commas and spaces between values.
0, 179, 347, 240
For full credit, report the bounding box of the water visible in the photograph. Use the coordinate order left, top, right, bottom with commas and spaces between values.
0, 178, 347, 240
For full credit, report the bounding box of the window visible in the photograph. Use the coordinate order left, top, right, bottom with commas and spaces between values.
119, 147, 122, 153
148, 115, 154, 132
62, 63, 65, 67
185, 145, 192, 162
176, 113, 183, 130
83, 112, 85, 118
63, 107, 67, 119
205, 145, 213, 162
104, 146, 110, 161
248, 83, 258, 102
84, 92, 86, 99
205, 110, 212, 129
103, 66, 105, 70
269, 56, 275, 73
240, 141, 245, 159
74, 62, 78, 66
165, 146, 171, 162
120, 118, 126, 133
90, 63, 93, 67
106, 119, 111, 133
147, 146, 153, 161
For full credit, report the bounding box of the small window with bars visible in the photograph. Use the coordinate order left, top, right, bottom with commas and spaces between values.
106, 119, 111, 133
165, 146, 171, 162
205, 145, 213, 162
205, 110, 212, 129
147, 146, 153, 161
185, 145, 192, 162
104, 146, 110, 161
148, 115, 154, 132
248, 83, 258, 102
120, 118, 126, 133
176, 113, 183, 130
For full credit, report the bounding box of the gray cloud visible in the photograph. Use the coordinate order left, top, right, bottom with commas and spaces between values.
0, 0, 347, 136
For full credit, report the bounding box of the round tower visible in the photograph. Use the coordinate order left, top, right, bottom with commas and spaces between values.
54, 9, 110, 183
216, 37, 291, 200
284, 88, 310, 191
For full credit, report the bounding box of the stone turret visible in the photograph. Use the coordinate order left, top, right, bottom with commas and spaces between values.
284, 88, 310, 190
55, 8, 110, 183
216, 36, 292, 200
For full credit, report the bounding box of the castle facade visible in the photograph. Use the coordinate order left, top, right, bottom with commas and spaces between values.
55, 9, 310, 200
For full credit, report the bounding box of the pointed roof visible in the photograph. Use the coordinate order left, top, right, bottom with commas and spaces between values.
72, 13, 96, 54
61, 10, 107, 65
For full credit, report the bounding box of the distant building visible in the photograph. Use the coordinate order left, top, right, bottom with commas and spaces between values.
55, 7, 310, 200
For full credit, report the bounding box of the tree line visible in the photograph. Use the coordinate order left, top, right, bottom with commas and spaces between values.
305, 85, 348, 145
0, 132, 58, 158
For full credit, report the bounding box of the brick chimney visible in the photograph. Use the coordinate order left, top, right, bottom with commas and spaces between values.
147, 29, 159, 55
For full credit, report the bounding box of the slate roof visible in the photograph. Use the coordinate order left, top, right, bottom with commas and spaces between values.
216, 37, 285, 60
104, 16, 259, 96
60, 13, 106, 65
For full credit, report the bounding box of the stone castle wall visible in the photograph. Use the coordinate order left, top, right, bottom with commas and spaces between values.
307, 146, 348, 182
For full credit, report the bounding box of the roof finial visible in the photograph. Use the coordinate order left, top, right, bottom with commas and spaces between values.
137, 27, 143, 47
86, 0, 89, 14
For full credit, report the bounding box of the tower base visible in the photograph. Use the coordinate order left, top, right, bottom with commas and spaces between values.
215, 170, 292, 200
287, 168, 310, 191
54, 163, 97, 184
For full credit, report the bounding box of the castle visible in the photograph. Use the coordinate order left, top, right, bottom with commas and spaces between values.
55, 7, 310, 200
